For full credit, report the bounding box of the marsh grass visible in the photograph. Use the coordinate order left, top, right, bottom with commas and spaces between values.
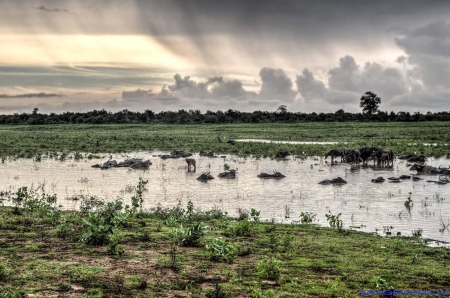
0, 199, 450, 296
0, 122, 449, 159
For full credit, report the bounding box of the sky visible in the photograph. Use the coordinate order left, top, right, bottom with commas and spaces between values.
1, 0, 450, 114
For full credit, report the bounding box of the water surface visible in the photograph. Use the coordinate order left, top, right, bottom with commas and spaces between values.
1, 152, 449, 244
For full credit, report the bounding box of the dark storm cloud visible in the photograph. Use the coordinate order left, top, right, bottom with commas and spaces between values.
395, 21, 450, 88
0, 92, 64, 98
259, 68, 297, 101
122, 89, 154, 99
165, 74, 256, 100
296, 55, 408, 106
35, 5, 75, 14
295, 69, 327, 101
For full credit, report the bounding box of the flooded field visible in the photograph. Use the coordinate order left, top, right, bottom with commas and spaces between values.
1, 151, 449, 244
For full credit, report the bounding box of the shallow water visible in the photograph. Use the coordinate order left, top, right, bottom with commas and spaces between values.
235, 139, 342, 145
1, 152, 449, 244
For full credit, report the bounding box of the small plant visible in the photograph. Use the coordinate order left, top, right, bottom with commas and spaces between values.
0, 289, 23, 298
325, 211, 343, 230
170, 222, 207, 247
56, 216, 72, 238
223, 163, 230, 171
300, 212, 317, 224
236, 207, 249, 221
256, 257, 282, 280
229, 219, 251, 237
107, 229, 125, 257
250, 287, 275, 298
250, 208, 260, 222
131, 177, 148, 214
404, 192, 413, 208
205, 237, 236, 263
186, 200, 194, 220
412, 228, 423, 237
73, 152, 83, 160
0, 262, 12, 282
206, 283, 231, 298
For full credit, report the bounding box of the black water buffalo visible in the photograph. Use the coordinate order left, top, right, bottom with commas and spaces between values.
371, 176, 385, 183
409, 164, 441, 174
227, 140, 236, 145
346, 149, 361, 164
218, 169, 237, 179
130, 160, 152, 169
318, 177, 347, 185
407, 155, 426, 163
439, 166, 450, 175
359, 146, 382, 163
276, 150, 290, 158
91, 160, 117, 169
371, 149, 394, 166
257, 171, 285, 179
171, 151, 192, 158
324, 149, 344, 162
197, 172, 214, 181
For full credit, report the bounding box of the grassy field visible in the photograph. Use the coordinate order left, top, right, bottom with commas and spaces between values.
0, 191, 449, 298
0, 122, 449, 158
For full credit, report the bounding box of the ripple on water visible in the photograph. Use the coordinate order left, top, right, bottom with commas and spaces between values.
0, 151, 449, 244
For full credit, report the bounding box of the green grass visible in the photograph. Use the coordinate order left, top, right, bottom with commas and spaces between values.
0, 122, 449, 158
0, 201, 449, 297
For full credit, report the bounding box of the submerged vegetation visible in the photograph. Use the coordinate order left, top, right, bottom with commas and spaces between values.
0, 179, 449, 297
0, 122, 449, 159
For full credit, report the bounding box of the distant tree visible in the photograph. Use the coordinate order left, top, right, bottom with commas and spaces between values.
359, 91, 381, 115
32, 108, 39, 115
277, 105, 287, 114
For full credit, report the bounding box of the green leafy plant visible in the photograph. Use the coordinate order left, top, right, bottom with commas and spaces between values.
404, 192, 413, 208
256, 257, 282, 280
250, 208, 260, 222
107, 229, 125, 257
250, 287, 275, 298
81, 200, 127, 245
300, 212, 317, 223
325, 211, 343, 230
0, 262, 12, 282
205, 237, 236, 263
131, 177, 148, 213
170, 222, 207, 247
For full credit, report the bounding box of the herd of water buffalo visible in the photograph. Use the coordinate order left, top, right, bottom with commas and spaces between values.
89, 147, 449, 184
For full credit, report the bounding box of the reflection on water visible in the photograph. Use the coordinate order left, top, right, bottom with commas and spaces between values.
235, 139, 342, 145
0, 151, 449, 244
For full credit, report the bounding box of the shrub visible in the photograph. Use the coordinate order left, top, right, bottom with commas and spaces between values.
170, 222, 207, 247
325, 211, 343, 230
300, 212, 317, 224
256, 257, 282, 280
205, 237, 236, 263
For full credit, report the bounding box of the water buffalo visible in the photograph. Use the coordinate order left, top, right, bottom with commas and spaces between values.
197, 172, 214, 181
426, 177, 449, 185
346, 149, 361, 164
439, 166, 450, 175
185, 158, 196, 171
200, 151, 215, 157
91, 160, 117, 169
318, 177, 347, 185
218, 169, 237, 179
130, 160, 152, 169
257, 171, 285, 179
116, 158, 143, 167
276, 150, 290, 158
359, 146, 382, 163
398, 154, 416, 160
324, 149, 344, 162
409, 164, 441, 175
407, 155, 426, 163
227, 140, 236, 145
371, 149, 394, 166
171, 151, 192, 158
371, 176, 385, 183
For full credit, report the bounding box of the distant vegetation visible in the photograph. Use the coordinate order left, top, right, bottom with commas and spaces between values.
1, 122, 449, 158
1, 107, 450, 125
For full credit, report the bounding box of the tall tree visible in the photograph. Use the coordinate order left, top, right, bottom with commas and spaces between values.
359, 91, 381, 115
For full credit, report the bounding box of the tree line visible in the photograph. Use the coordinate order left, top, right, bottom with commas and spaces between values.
0, 108, 449, 125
